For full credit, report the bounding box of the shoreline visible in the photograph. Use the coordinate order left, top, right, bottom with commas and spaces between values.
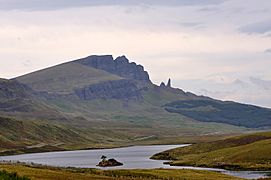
0, 160, 270, 180
0, 143, 186, 157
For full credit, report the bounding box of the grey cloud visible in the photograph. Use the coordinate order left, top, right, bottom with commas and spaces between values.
264, 48, 271, 53
250, 77, 271, 90
232, 79, 248, 88
179, 22, 203, 28
199, 88, 232, 97
0, 0, 226, 11
238, 20, 271, 34
197, 7, 220, 12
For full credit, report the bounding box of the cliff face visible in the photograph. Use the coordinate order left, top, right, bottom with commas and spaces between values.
0, 79, 36, 112
75, 55, 151, 83
0, 79, 30, 100
75, 79, 142, 101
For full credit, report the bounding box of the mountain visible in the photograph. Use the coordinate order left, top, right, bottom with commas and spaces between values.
0, 54, 270, 154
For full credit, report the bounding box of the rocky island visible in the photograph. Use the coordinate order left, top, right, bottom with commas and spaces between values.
97, 156, 123, 167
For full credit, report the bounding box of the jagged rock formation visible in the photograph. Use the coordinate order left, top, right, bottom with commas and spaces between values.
75, 79, 142, 100
160, 82, 166, 87
160, 78, 171, 88
167, 78, 171, 88
75, 55, 151, 83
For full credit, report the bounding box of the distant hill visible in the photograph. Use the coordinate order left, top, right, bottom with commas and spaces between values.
152, 131, 271, 170
164, 99, 271, 128
0, 54, 270, 154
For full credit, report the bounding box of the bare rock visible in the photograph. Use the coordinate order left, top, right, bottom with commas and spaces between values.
75, 55, 151, 83
97, 158, 123, 167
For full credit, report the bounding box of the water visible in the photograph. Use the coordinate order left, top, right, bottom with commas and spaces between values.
0, 144, 270, 179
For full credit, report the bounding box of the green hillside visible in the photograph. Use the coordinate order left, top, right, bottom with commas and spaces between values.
16, 62, 122, 94
164, 100, 271, 128
152, 131, 271, 170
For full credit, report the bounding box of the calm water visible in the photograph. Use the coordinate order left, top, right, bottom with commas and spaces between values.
0, 145, 270, 179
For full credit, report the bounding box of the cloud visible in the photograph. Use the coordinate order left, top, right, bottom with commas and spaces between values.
197, 7, 220, 12
250, 77, 271, 90
232, 79, 248, 88
238, 19, 271, 34
199, 88, 233, 97
179, 22, 203, 28
0, 0, 225, 11
264, 48, 271, 53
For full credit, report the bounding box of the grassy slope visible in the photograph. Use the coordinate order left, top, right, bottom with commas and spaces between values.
16, 62, 122, 94
0, 78, 69, 121
45, 97, 246, 139
0, 163, 243, 180
0, 169, 29, 180
163, 99, 271, 128
0, 112, 247, 156
152, 131, 271, 170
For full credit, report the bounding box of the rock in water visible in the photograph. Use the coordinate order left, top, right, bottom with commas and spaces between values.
97, 158, 123, 167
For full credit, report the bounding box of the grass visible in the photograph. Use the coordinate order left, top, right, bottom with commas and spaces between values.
0, 112, 248, 156
163, 99, 271, 128
0, 170, 29, 180
0, 163, 243, 180
152, 131, 271, 170
16, 62, 122, 94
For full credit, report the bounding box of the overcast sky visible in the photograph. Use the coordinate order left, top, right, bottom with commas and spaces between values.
0, 0, 271, 107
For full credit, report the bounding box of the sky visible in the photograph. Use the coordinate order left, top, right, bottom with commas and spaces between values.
0, 0, 271, 107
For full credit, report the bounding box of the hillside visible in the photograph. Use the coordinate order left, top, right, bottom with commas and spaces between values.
0, 54, 270, 154
16, 62, 122, 94
164, 99, 271, 128
151, 131, 271, 170
0, 79, 64, 120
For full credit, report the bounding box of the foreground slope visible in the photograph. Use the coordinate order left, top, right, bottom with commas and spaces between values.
152, 131, 271, 170
0, 163, 243, 180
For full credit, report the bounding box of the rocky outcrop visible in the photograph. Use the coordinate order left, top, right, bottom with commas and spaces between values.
75, 55, 151, 83
166, 78, 171, 88
97, 158, 123, 167
160, 82, 166, 87
74, 79, 142, 100
160, 78, 172, 88
0, 79, 30, 99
